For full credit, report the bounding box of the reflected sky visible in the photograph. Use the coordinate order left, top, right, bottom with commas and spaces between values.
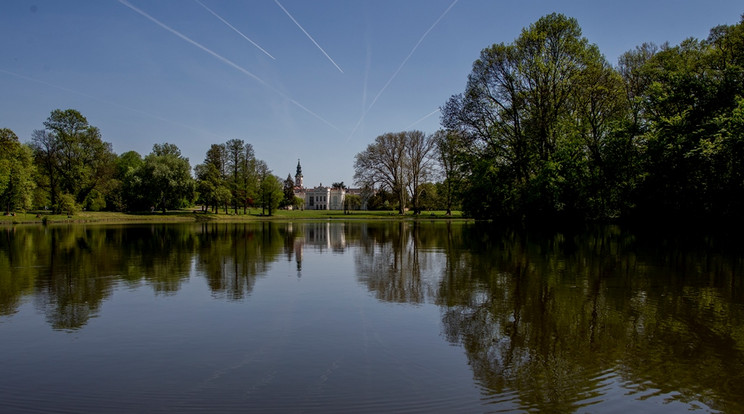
1, 222, 743, 412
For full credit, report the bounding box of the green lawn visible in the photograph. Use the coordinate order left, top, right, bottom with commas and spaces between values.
0, 208, 467, 225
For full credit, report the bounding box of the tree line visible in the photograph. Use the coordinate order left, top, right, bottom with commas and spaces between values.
1, 109, 290, 215
354, 13, 744, 222
439, 13, 744, 222
5, 13, 742, 221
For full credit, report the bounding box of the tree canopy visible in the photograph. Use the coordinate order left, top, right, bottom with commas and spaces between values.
441, 13, 744, 222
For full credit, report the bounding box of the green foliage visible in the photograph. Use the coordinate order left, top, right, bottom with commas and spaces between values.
83, 189, 107, 211
56, 193, 78, 215
258, 173, 283, 216
195, 140, 260, 214
139, 143, 195, 213
343, 193, 361, 213
442, 13, 744, 222
354, 131, 435, 215
282, 174, 296, 207
0, 129, 36, 213
31, 109, 116, 212
292, 196, 305, 210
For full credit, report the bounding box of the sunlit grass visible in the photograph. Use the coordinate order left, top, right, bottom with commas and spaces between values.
0, 208, 467, 225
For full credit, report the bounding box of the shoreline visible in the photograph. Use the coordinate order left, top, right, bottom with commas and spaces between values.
0, 209, 470, 226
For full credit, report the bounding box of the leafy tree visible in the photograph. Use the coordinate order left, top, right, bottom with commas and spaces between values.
115, 151, 144, 211
292, 196, 305, 211
404, 130, 435, 214
634, 16, 744, 220
196, 141, 259, 214
432, 130, 465, 215
239, 144, 259, 213
343, 194, 361, 214
139, 143, 195, 213
225, 139, 247, 214
258, 168, 283, 216
442, 14, 626, 220
195, 144, 227, 212
57, 193, 77, 216
283, 174, 295, 207
31, 109, 116, 212
354, 131, 434, 214
354, 132, 407, 214
0, 128, 36, 214
417, 182, 439, 212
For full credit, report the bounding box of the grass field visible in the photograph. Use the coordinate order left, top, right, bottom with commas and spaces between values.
0, 208, 468, 225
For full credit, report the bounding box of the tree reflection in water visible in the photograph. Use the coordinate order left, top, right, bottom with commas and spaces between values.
1, 222, 743, 411
435, 224, 744, 412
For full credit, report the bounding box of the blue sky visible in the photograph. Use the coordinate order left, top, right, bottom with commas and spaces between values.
1, 1, 741, 187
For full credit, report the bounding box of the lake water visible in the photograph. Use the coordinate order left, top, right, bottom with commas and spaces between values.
1, 221, 743, 413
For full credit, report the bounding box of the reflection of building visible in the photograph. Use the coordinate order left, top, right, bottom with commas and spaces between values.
290, 222, 348, 277
304, 222, 347, 250
292, 159, 364, 210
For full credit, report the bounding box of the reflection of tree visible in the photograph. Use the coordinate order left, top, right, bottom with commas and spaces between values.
438, 224, 744, 412
354, 222, 447, 303
0, 227, 46, 316
33, 227, 121, 330
118, 225, 196, 293
194, 222, 284, 300
0, 224, 196, 330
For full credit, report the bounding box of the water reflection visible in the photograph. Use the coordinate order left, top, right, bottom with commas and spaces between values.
437, 225, 744, 412
1, 222, 743, 412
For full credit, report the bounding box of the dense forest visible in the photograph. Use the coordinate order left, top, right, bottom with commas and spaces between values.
441, 13, 744, 222
2, 13, 743, 221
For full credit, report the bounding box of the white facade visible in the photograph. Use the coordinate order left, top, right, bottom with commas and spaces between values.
304, 186, 345, 210
291, 159, 364, 210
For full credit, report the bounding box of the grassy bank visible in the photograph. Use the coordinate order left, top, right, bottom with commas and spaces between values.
0, 209, 467, 225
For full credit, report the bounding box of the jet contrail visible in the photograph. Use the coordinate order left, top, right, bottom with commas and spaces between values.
273, 0, 344, 74
194, 0, 276, 60
348, 0, 458, 140
0, 68, 222, 138
117, 0, 340, 132
404, 108, 440, 130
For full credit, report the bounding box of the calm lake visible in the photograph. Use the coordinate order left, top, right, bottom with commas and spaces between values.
1, 221, 743, 413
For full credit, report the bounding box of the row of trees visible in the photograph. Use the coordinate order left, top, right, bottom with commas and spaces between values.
438, 13, 744, 222
352, 129, 465, 215
1, 109, 287, 215
194, 139, 285, 216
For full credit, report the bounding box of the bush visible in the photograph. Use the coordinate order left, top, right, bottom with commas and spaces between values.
56, 193, 78, 215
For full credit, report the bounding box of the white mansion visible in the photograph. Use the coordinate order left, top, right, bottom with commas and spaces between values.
292, 160, 362, 210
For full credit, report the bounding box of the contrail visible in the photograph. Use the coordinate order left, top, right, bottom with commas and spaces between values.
193, 0, 275, 60
0, 68, 222, 138
273, 0, 344, 74
404, 108, 440, 130
117, 0, 340, 132
347, 0, 458, 140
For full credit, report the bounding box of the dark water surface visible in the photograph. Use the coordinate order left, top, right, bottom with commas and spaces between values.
1, 222, 743, 413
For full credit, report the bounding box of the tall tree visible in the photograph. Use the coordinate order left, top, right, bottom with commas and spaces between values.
432, 130, 465, 215
30, 129, 60, 209
239, 143, 259, 213
256, 161, 282, 216
225, 139, 246, 214
31, 109, 115, 212
196, 144, 228, 213
441, 13, 621, 220
115, 151, 144, 211
283, 174, 295, 207
0, 128, 36, 214
354, 132, 408, 214
139, 143, 195, 213
404, 130, 435, 214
